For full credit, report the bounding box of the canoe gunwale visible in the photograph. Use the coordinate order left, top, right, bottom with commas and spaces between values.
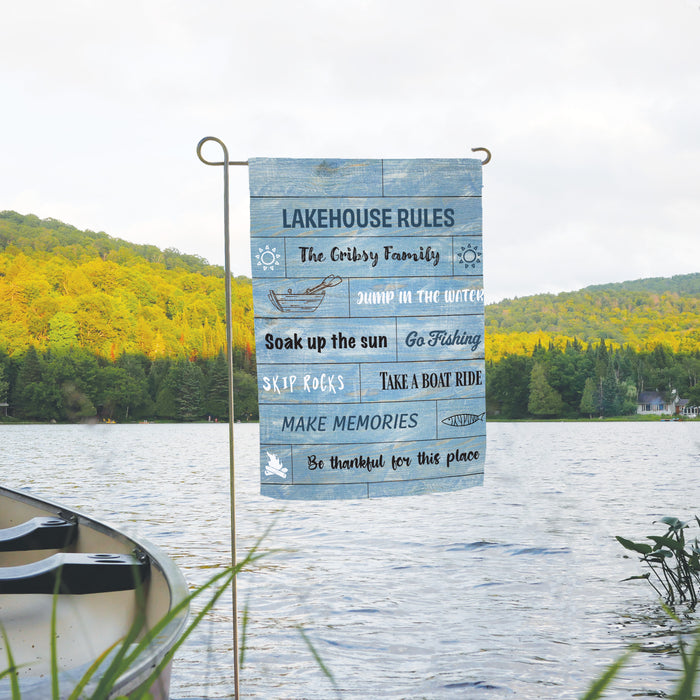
0, 485, 190, 700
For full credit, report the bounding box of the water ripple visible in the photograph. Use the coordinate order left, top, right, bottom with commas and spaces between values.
2, 422, 699, 698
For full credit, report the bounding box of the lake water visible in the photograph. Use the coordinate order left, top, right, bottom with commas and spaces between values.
2, 421, 699, 699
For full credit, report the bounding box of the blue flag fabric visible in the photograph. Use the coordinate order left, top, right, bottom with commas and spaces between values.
249, 158, 485, 500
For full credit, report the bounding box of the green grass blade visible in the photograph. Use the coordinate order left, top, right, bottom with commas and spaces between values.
125, 533, 279, 700
297, 626, 339, 695
50, 566, 62, 700
0, 525, 280, 700
89, 606, 147, 699
239, 598, 250, 670
120, 565, 233, 670
65, 639, 123, 700
671, 634, 700, 699
123, 525, 280, 682
126, 570, 236, 700
88, 561, 163, 698
580, 648, 636, 700
661, 602, 682, 624
0, 624, 22, 700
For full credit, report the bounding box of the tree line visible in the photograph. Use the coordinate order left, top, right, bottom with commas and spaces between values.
0, 346, 258, 423
487, 340, 700, 419
0, 210, 222, 276
4, 339, 699, 424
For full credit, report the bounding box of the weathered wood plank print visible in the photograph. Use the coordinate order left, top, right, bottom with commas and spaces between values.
249, 158, 485, 499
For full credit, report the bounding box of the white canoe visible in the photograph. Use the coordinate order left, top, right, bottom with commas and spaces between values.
0, 485, 189, 699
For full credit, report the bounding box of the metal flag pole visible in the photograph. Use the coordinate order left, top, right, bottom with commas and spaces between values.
196, 136, 248, 700
195, 143, 489, 698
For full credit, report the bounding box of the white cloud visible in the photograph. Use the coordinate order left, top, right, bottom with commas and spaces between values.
2, 0, 699, 300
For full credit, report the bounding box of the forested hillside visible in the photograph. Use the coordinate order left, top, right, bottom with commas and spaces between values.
1, 211, 698, 422
0, 211, 256, 422
485, 273, 700, 419
0, 211, 253, 359
486, 273, 700, 361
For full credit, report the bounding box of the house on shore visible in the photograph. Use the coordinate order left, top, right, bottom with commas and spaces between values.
637, 390, 699, 417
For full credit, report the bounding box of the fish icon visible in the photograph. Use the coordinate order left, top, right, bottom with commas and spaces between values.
441, 412, 485, 427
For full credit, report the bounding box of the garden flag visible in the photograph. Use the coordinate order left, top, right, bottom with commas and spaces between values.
249, 158, 485, 499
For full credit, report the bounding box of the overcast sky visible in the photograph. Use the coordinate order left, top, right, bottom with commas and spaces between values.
3, 0, 699, 302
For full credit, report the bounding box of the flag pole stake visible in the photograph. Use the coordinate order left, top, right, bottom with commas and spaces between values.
196, 136, 248, 700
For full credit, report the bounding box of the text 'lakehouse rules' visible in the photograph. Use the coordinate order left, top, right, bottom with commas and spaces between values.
249, 158, 485, 500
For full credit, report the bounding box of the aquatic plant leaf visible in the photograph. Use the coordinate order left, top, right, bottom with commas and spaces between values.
659, 517, 688, 530
648, 535, 684, 551
647, 549, 673, 561
616, 536, 652, 555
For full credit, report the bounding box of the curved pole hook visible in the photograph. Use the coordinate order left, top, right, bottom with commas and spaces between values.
471, 147, 492, 165
197, 136, 248, 166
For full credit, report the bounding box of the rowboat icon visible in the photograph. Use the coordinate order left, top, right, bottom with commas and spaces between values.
268, 274, 343, 313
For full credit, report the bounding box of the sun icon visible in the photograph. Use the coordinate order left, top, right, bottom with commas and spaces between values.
255, 244, 281, 271
457, 243, 482, 270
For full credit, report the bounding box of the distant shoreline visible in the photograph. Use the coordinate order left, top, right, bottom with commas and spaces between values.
486, 415, 697, 422
1, 416, 696, 426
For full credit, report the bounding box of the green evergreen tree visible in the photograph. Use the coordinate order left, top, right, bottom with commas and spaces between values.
601, 364, 621, 416
618, 380, 639, 415
232, 370, 258, 421
116, 354, 152, 420
579, 377, 598, 417
486, 355, 533, 418
595, 340, 609, 380
687, 382, 700, 408
42, 351, 97, 422
0, 364, 9, 415
203, 352, 229, 420
176, 361, 204, 422
528, 362, 564, 417
12, 346, 54, 420
154, 365, 179, 420
97, 365, 138, 421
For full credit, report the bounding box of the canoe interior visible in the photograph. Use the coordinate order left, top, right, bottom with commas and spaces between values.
0, 485, 188, 699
